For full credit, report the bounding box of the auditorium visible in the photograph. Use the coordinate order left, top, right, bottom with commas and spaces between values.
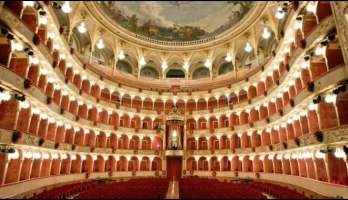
0, 1, 348, 199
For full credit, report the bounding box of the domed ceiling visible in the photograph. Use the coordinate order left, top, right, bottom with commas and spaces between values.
97, 1, 254, 42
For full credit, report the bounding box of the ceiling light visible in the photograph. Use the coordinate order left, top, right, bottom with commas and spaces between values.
77, 21, 87, 33
306, 2, 317, 13
275, 7, 285, 19
244, 42, 253, 52
118, 50, 125, 60
96, 39, 104, 49
139, 57, 146, 66
262, 27, 271, 39
225, 52, 232, 62
62, 1, 72, 14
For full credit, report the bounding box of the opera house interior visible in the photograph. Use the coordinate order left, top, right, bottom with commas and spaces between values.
0, 1, 348, 199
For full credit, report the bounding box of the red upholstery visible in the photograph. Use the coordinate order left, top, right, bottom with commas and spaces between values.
179, 177, 307, 199
33, 178, 169, 199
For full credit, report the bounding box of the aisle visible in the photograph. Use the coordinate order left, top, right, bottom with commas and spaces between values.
166, 179, 179, 199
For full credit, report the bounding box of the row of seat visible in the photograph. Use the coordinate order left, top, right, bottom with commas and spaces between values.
179, 177, 307, 199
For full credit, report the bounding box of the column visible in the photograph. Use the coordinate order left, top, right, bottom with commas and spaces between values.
16, 159, 24, 182
0, 158, 9, 185
324, 154, 331, 182
312, 156, 319, 180
330, 2, 348, 73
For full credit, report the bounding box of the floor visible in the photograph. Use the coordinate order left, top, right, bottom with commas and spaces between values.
166, 180, 179, 199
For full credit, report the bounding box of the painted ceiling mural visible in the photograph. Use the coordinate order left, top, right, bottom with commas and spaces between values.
97, 1, 254, 41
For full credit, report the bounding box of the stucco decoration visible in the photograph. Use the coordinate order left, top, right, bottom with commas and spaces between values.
97, 1, 254, 41
140, 66, 160, 79
192, 67, 210, 79
117, 60, 133, 74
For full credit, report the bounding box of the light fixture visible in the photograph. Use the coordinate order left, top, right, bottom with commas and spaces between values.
29, 56, 39, 65
300, 59, 310, 69
19, 101, 30, 109
334, 148, 346, 158
23, 150, 33, 159
23, 1, 34, 7
306, 2, 317, 13
294, 17, 303, 30
314, 45, 326, 56
12, 41, 24, 51
324, 94, 337, 104
183, 62, 190, 71
32, 108, 40, 115
161, 61, 168, 70
57, 120, 64, 126
292, 71, 301, 78
33, 151, 42, 159
315, 151, 325, 159
48, 117, 56, 124
65, 124, 72, 129
204, 59, 212, 68
308, 102, 318, 111
77, 21, 87, 33
39, 16, 48, 25
244, 42, 253, 52
275, 6, 285, 19
42, 152, 50, 159
139, 57, 146, 66
225, 52, 232, 62
81, 154, 87, 160
41, 114, 48, 120
52, 153, 59, 159
96, 39, 105, 49
118, 50, 125, 60
62, 1, 72, 14
0, 91, 11, 102
8, 150, 20, 160
60, 153, 68, 159
71, 154, 77, 160
47, 32, 55, 39
53, 43, 60, 50
262, 27, 271, 39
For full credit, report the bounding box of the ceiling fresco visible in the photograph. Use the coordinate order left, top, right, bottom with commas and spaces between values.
97, 1, 254, 41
